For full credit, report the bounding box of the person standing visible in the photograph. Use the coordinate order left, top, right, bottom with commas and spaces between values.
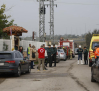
29, 45, 36, 69
77, 45, 83, 64
53, 44, 57, 67
84, 47, 88, 65
68, 47, 70, 59
47, 45, 53, 67
27, 44, 31, 59
38, 45, 45, 71
63, 47, 66, 53
70, 48, 73, 60
42, 44, 48, 70
19, 46, 23, 54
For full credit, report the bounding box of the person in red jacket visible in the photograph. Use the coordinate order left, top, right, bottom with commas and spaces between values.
38, 45, 45, 71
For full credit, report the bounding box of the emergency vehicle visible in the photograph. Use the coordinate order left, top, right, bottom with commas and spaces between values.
89, 34, 99, 66
58, 39, 75, 58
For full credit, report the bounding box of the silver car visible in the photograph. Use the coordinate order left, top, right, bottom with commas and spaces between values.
58, 49, 67, 61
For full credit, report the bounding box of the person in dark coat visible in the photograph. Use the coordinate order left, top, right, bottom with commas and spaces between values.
84, 47, 88, 65
47, 45, 53, 67
77, 45, 83, 64
19, 46, 23, 54
52, 44, 57, 67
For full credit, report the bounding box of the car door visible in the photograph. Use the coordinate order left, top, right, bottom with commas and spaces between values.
96, 60, 99, 81
18, 52, 28, 71
92, 63, 97, 79
15, 52, 25, 72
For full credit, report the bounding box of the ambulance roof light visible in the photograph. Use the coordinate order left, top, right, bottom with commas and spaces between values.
93, 34, 99, 36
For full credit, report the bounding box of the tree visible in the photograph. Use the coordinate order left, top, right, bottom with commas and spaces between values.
0, 4, 14, 39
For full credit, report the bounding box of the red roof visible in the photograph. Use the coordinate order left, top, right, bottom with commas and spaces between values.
3, 26, 28, 33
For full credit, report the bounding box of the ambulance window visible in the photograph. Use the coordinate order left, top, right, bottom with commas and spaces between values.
92, 42, 99, 49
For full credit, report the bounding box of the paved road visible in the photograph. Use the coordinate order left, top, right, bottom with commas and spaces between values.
0, 56, 99, 91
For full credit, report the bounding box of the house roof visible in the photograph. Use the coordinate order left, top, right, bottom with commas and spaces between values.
3, 25, 28, 33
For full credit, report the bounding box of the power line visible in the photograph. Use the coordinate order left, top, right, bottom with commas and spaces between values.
56, 2, 99, 5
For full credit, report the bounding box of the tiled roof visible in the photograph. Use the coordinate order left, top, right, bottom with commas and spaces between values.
3, 25, 28, 33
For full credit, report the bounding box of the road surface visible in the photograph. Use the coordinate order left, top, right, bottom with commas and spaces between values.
0, 56, 99, 91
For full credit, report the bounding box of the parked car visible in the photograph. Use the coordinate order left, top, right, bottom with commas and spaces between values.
0, 51, 31, 77
91, 57, 99, 82
45, 47, 60, 63
75, 48, 78, 55
58, 49, 67, 61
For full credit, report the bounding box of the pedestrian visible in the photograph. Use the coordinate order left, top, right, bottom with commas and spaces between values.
95, 45, 99, 62
29, 45, 36, 69
93, 46, 97, 53
68, 47, 70, 59
27, 44, 31, 60
63, 47, 66, 53
77, 45, 83, 64
84, 47, 88, 65
38, 45, 45, 71
43, 44, 48, 70
19, 46, 23, 54
70, 48, 72, 60
47, 45, 53, 67
52, 44, 57, 67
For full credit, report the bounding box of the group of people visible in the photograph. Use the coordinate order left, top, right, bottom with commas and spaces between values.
77, 45, 88, 65
26, 44, 57, 71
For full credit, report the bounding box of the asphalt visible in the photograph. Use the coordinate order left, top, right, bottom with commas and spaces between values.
0, 56, 99, 91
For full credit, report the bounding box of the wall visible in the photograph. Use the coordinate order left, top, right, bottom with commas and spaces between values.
20, 40, 47, 51
0, 39, 11, 51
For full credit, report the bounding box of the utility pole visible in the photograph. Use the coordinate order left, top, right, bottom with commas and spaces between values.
37, 0, 57, 42
49, 0, 57, 43
37, 0, 45, 42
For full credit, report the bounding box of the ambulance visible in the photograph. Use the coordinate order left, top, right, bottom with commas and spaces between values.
89, 34, 99, 66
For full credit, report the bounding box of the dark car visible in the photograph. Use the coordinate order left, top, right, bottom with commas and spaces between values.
45, 47, 60, 63
91, 57, 99, 82
0, 51, 31, 77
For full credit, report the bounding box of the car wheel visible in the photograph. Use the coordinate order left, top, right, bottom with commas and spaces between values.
15, 66, 21, 77
27, 65, 31, 73
91, 70, 96, 82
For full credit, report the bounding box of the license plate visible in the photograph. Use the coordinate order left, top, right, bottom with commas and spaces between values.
0, 63, 4, 66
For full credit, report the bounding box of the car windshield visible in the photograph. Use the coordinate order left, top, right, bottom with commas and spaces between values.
58, 49, 64, 52
92, 42, 99, 49
0, 53, 12, 59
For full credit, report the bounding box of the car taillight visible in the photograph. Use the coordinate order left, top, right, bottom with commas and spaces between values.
61, 53, 64, 55
57, 52, 58, 55
5, 60, 15, 63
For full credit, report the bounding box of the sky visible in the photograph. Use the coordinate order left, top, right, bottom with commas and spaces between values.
0, 0, 99, 37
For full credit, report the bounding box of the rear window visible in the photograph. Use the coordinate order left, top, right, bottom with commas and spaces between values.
92, 42, 99, 49
58, 49, 64, 52
0, 53, 12, 59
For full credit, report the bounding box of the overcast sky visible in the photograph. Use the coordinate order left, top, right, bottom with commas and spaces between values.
0, 0, 99, 37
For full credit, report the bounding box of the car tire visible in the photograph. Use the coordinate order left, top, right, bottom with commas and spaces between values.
15, 66, 21, 77
27, 65, 31, 73
91, 70, 96, 82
